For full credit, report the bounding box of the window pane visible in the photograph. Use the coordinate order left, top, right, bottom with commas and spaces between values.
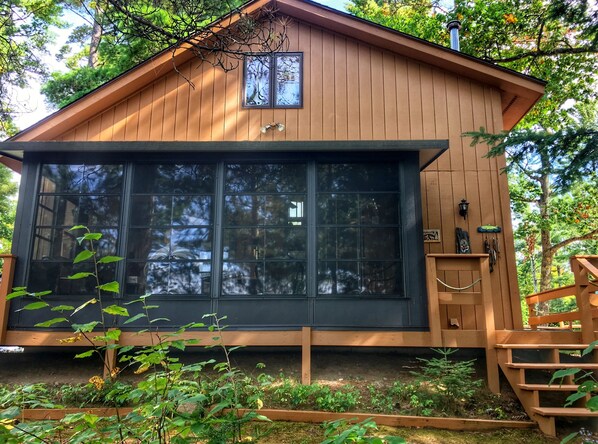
265, 262, 305, 294
28, 262, 117, 295
130, 196, 172, 226
362, 262, 403, 294
360, 194, 399, 225
318, 262, 359, 295
318, 164, 399, 192
132, 164, 215, 194
173, 196, 212, 226
171, 228, 212, 258
78, 196, 121, 226
317, 194, 358, 225
41, 164, 123, 194
264, 228, 306, 259
275, 54, 301, 106
223, 228, 262, 261
222, 262, 264, 295
225, 164, 306, 193
128, 228, 170, 260
169, 261, 211, 294
363, 228, 401, 259
244, 56, 271, 107
318, 228, 359, 260
36, 196, 78, 227
32, 228, 78, 260
224, 195, 264, 226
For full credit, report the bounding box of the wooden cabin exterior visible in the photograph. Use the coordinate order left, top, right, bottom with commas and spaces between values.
1, 0, 597, 435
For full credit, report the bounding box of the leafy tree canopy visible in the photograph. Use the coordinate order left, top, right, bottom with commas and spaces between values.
0, 0, 63, 138
43, 0, 288, 108
347, 0, 598, 128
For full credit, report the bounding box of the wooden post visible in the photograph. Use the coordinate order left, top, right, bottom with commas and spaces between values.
479, 256, 500, 394
301, 326, 311, 385
0, 255, 17, 345
425, 255, 442, 347
571, 257, 597, 345
103, 328, 119, 380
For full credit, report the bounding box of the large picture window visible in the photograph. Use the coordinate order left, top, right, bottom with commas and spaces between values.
19, 153, 425, 330
243, 53, 303, 108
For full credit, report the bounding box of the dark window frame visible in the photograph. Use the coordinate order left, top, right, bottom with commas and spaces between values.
242, 52, 304, 109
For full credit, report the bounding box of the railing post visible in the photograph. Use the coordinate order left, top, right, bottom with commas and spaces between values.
571, 256, 598, 345
301, 326, 311, 385
425, 255, 443, 347
479, 256, 499, 394
0, 255, 17, 345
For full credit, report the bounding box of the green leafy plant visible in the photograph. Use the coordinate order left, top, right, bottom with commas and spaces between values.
0, 226, 267, 443
321, 418, 406, 444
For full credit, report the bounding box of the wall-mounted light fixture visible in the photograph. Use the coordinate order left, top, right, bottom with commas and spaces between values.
260, 122, 286, 134
458, 198, 469, 220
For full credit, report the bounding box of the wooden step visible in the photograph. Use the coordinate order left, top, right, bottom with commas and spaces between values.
518, 383, 580, 392
532, 407, 598, 417
506, 362, 598, 370
496, 344, 590, 349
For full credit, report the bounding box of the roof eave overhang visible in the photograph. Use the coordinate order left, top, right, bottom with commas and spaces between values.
0, 140, 447, 171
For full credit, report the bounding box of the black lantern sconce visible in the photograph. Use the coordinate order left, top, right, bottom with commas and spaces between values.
458, 199, 469, 220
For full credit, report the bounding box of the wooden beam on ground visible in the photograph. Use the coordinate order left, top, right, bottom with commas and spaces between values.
229, 408, 535, 431
21, 408, 133, 421
302, 327, 311, 385
0, 255, 17, 345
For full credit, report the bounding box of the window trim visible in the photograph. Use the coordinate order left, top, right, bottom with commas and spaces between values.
242, 52, 304, 109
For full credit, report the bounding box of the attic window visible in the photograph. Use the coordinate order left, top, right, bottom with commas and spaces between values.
243, 53, 303, 108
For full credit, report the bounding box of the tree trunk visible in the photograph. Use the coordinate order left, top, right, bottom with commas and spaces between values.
538, 158, 552, 315
88, 5, 103, 68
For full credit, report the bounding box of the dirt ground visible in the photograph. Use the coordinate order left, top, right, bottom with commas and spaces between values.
0, 346, 483, 386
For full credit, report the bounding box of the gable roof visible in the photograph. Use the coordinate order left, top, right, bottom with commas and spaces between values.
9, 0, 544, 143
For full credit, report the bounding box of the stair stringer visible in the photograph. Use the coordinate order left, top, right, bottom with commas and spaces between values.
496, 348, 557, 436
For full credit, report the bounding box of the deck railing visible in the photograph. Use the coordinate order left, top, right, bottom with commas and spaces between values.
425, 253, 499, 393
525, 255, 598, 344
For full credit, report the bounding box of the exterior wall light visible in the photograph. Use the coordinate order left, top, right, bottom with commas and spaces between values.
458, 198, 469, 220
260, 122, 286, 133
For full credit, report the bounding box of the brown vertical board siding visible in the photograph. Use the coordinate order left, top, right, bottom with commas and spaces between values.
74, 122, 89, 141
112, 101, 128, 140
310, 26, 324, 140
137, 86, 154, 141
211, 61, 226, 141
395, 57, 410, 139
59, 129, 75, 141
471, 83, 491, 171
199, 62, 214, 140
224, 59, 239, 141
464, 171, 483, 330
358, 43, 373, 140
382, 51, 398, 140
174, 64, 192, 141
161, 73, 178, 140
432, 69, 450, 171
450, 169, 467, 329
124, 95, 141, 141
370, 49, 385, 140
420, 173, 430, 255
334, 35, 348, 140
492, 88, 521, 329
187, 61, 203, 141
149, 77, 166, 141
346, 39, 360, 139
420, 65, 436, 141
483, 86, 499, 172
407, 61, 423, 139
285, 23, 301, 141
444, 75, 463, 172
458, 77, 477, 171
322, 31, 336, 140
424, 171, 442, 254
98, 109, 115, 141
87, 116, 102, 141
438, 171, 458, 328
297, 23, 312, 140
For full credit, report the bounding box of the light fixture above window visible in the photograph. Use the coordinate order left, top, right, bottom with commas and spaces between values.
260, 122, 286, 134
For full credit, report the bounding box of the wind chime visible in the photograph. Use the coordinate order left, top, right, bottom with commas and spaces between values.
477, 225, 502, 272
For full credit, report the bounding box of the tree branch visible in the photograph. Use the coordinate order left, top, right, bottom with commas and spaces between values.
489, 45, 597, 64
547, 227, 598, 256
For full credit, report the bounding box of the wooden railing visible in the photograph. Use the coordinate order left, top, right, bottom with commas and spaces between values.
525, 256, 598, 344
0, 254, 17, 345
426, 253, 498, 393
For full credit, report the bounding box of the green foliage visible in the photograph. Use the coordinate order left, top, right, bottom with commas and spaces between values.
413, 348, 482, 414
272, 376, 361, 412
0, 165, 18, 252
321, 418, 406, 444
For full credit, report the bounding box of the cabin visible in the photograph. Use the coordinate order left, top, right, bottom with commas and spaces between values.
1, 0, 597, 435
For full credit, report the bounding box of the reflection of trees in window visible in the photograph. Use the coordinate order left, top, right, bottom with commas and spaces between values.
31, 164, 123, 295
317, 163, 403, 296
243, 53, 302, 108
126, 164, 215, 296
222, 163, 307, 296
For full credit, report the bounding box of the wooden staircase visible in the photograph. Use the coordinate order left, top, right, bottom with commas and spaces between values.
496, 342, 598, 436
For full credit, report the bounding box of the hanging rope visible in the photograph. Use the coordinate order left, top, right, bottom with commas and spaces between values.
436, 277, 482, 291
